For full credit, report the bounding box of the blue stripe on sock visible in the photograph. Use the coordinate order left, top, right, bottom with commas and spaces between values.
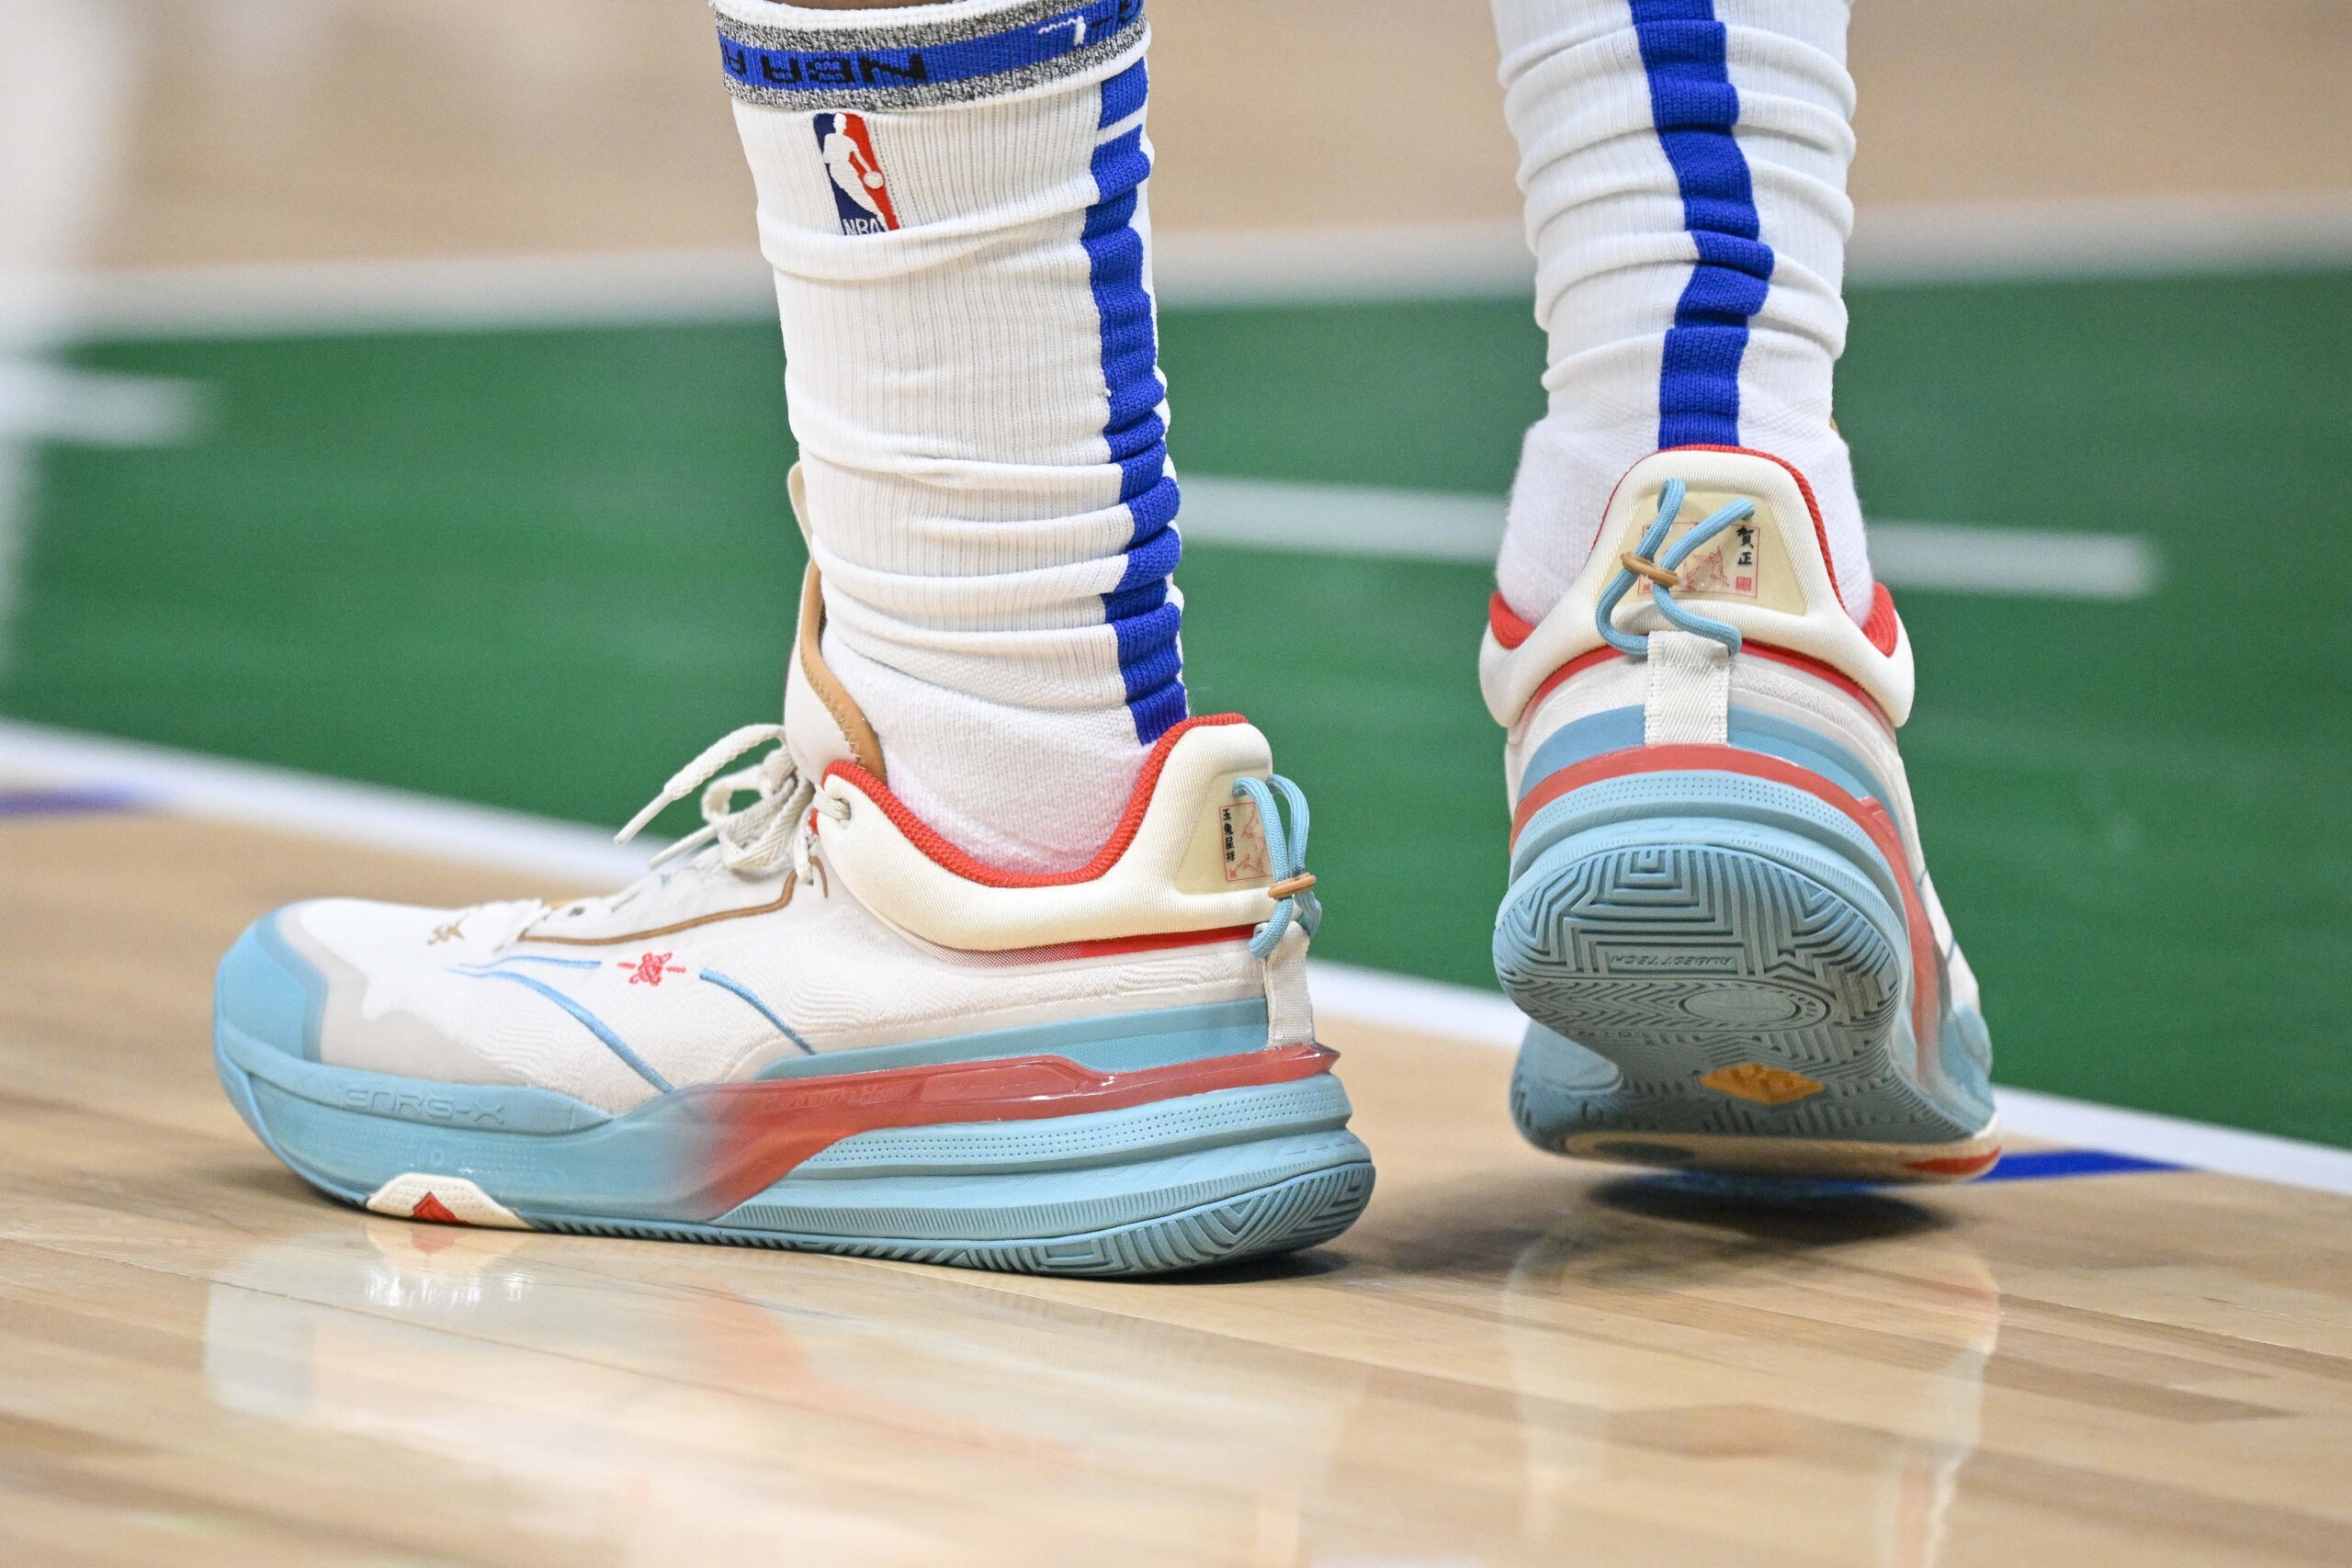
1631, 0, 1773, 450
1084, 74, 1185, 743
1098, 55, 1148, 127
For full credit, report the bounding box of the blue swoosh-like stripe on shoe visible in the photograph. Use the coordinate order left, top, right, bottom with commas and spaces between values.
459, 969, 674, 1093
697, 968, 816, 1055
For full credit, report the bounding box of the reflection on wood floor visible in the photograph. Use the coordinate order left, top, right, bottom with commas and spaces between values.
3, 805, 2348, 1566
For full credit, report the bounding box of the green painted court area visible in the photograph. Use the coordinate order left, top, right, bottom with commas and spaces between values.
10, 273, 2349, 1145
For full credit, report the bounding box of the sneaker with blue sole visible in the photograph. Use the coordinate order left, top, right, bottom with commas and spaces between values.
1482, 446, 1997, 1182
213, 547, 1371, 1274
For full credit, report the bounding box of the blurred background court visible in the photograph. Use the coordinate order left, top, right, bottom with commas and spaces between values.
4, 6, 2351, 1562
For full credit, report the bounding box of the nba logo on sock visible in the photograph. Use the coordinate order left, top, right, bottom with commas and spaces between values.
813, 112, 899, 234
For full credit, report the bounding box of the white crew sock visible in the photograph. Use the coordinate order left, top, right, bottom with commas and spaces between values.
1490, 0, 1873, 625
719, 0, 1183, 873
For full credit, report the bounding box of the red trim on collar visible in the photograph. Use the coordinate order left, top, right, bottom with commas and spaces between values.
823, 713, 1250, 889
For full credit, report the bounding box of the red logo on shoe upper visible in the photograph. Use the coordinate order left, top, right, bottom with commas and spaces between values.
621, 952, 686, 986
812, 112, 900, 234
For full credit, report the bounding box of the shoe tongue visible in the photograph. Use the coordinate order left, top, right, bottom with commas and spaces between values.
785, 663, 853, 779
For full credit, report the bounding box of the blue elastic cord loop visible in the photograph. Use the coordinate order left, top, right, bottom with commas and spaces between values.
1232, 773, 1317, 959
1595, 480, 1684, 657
1591, 478, 1757, 658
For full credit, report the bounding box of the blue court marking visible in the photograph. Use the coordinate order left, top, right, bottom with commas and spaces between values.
457, 969, 674, 1094
1973, 1148, 2184, 1182
697, 968, 816, 1055
718, 0, 1140, 96
0, 784, 144, 819
1769, 1148, 2184, 1194
1630, 0, 1772, 448
1087, 58, 1186, 744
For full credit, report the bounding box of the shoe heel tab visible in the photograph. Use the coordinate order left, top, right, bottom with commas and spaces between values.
1628, 446, 1838, 614
1482, 448, 1915, 728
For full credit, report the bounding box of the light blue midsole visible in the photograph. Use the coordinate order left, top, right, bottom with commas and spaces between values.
713, 1131, 1363, 1241
215, 1010, 1365, 1239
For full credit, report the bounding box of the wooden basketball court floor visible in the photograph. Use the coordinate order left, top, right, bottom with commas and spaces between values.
5, 786, 2348, 1567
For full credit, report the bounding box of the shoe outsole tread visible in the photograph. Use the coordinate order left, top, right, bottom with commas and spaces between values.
523, 1162, 1375, 1276
217, 1029, 1374, 1276
1498, 837, 1996, 1182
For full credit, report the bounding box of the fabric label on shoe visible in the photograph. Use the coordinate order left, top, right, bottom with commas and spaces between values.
1631, 489, 1805, 614
1220, 798, 1271, 883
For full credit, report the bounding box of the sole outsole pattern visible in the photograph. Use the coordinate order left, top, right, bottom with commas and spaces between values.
1497, 835, 1995, 1182
523, 1162, 1376, 1276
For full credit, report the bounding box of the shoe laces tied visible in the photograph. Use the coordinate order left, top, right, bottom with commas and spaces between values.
1232, 773, 1318, 960
614, 723, 829, 880
1594, 478, 1755, 658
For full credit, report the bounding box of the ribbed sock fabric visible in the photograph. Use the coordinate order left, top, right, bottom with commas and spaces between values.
719, 0, 1183, 873
1489, 0, 1873, 625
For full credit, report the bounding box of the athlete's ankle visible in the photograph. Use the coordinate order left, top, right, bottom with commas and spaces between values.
729, 2, 1182, 873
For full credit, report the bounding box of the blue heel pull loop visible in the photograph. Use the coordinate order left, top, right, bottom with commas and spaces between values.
1231, 773, 1318, 960
1593, 478, 1755, 659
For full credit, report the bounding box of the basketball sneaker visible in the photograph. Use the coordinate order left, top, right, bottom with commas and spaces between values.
213, 556, 1372, 1274
1484, 447, 1997, 1181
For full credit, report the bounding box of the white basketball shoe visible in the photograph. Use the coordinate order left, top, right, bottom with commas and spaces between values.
215, 553, 1372, 1274
1485, 446, 1998, 1182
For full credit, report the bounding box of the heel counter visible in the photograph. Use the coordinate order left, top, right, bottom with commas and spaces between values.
1483, 448, 1916, 730
815, 716, 1290, 952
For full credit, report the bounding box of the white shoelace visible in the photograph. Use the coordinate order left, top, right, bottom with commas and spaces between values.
614, 722, 849, 886
447, 727, 847, 944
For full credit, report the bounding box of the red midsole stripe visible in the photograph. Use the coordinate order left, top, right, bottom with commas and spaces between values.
1510, 743, 1940, 1060
687, 1043, 1337, 1216
1905, 1149, 2002, 1177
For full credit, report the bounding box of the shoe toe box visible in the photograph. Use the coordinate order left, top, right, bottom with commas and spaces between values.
214, 906, 331, 1061
215, 899, 459, 1065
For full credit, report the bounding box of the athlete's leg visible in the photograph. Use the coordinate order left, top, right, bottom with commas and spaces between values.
1479, 0, 1996, 1180
729, 0, 1185, 874
207, 1, 1370, 1272
1495, 0, 1864, 626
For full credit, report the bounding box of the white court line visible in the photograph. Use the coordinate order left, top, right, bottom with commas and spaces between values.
13, 190, 2352, 341
0, 360, 209, 447
6, 715, 2346, 1195
7, 250, 779, 343
1304, 963, 2352, 1197
1181, 475, 2160, 601
0, 718, 642, 884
